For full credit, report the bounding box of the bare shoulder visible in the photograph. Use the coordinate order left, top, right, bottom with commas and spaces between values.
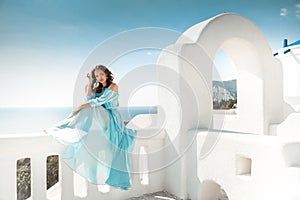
109, 82, 118, 92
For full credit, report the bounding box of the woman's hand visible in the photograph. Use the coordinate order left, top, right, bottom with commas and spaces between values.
87, 73, 93, 84
72, 103, 91, 115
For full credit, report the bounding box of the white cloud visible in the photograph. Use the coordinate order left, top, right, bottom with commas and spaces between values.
280, 8, 288, 16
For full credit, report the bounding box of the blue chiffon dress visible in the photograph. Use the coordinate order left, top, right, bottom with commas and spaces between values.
46, 87, 138, 190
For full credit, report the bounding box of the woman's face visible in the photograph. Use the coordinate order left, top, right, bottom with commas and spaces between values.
94, 69, 107, 83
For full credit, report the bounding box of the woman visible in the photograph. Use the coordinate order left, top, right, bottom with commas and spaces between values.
45, 64, 137, 190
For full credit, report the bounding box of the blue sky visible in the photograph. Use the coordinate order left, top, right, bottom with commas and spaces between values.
0, 0, 299, 106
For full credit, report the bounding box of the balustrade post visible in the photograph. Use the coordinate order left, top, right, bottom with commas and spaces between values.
60, 160, 75, 199
31, 155, 47, 199
0, 157, 17, 200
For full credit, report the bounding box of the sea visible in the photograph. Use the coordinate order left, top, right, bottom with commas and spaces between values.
0, 106, 157, 134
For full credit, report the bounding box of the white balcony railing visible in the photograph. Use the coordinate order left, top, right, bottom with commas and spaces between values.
0, 114, 166, 200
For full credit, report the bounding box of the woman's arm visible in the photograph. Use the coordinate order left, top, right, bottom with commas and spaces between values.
73, 73, 93, 115
86, 83, 93, 97
72, 102, 91, 115
86, 73, 93, 97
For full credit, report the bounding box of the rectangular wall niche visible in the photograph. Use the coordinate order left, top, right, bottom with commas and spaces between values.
236, 154, 252, 176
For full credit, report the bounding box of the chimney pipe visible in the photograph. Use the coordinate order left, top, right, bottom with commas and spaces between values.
283, 39, 288, 48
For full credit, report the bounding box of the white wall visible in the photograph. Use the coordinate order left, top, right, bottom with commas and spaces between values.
276, 45, 300, 112
195, 129, 300, 200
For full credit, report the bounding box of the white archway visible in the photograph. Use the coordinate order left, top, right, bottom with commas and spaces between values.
200, 180, 229, 200
158, 13, 284, 136
157, 13, 284, 199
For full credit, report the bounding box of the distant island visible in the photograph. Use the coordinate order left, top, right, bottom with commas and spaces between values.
213, 79, 237, 110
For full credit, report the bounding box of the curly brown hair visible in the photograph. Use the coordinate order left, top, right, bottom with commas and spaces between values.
90, 64, 114, 93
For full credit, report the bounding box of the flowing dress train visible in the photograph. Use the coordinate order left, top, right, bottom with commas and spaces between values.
45, 87, 137, 190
